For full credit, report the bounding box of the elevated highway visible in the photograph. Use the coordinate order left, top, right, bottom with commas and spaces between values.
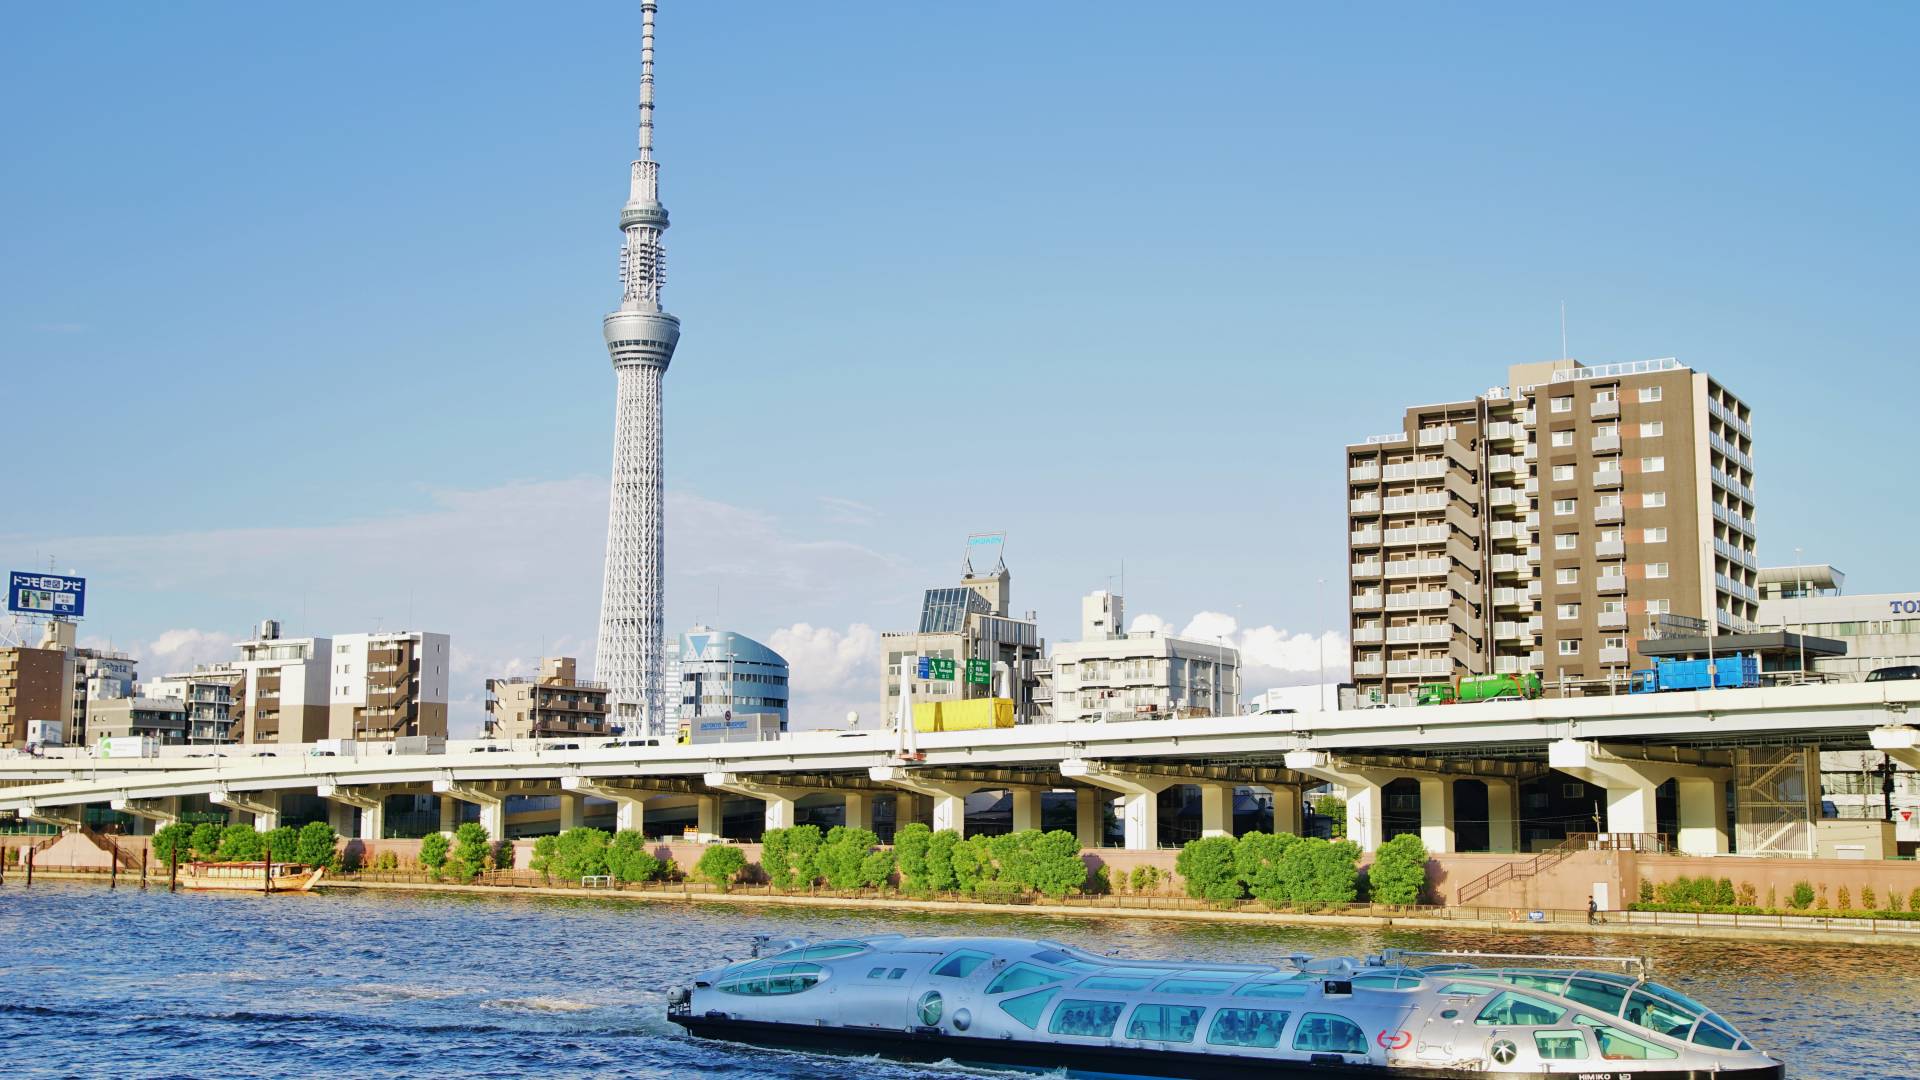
6, 681, 1917, 855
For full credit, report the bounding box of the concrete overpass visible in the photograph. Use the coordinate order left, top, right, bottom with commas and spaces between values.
6, 681, 1917, 855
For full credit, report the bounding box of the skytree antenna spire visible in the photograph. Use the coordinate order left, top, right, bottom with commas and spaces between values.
596, 0, 680, 733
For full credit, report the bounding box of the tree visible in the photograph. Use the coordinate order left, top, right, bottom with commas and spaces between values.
926, 829, 959, 892
950, 837, 988, 895
215, 824, 265, 861
295, 822, 338, 870
759, 827, 794, 890
152, 823, 194, 868
859, 848, 896, 890
1176, 837, 1243, 901
419, 833, 450, 874
1789, 881, 1814, 910
451, 822, 492, 881
1367, 833, 1427, 906
695, 844, 748, 891
1313, 795, 1347, 839
263, 826, 300, 863
1028, 830, 1089, 899
189, 823, 223, 860
1235, 831, 1302, 906
607, 830, 662, 883
787, 824, 823, 888
894, 822, 933, 891
819, 826, 881, 890
1308, 839, 1361, 903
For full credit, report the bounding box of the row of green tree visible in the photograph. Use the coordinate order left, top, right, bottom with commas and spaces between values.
1632, 875, 1920, 919
760, 826, 895, 890
528, 827, 673, 884
151, 821, 340, 871
894, 825, 1089, 899
417, 823, 515, 882
1172, 832, 1428, 906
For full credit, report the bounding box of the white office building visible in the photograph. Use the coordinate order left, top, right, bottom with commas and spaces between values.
1048, 591, 1241, 723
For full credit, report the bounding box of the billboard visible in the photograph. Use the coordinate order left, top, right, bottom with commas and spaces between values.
7, 572, 86, 617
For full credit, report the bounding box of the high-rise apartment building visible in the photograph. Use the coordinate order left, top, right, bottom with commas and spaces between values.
71, 648, 136, 744
484, 657, 611, 740
1345, 358, 1758, 704
0, 645, 67, 748
146, 668, 243, 744
233, 620, 331, 744
327, 631, 450, 741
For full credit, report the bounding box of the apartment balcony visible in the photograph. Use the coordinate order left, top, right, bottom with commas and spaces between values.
1714, 536, 1759, 571
1349, 495, 1381, 515
1593, 468, 1623, 489
1352, 660, 1385, 677
1594, 504, 1624, 524
1596, 573, 1628, 595
1351, 559, 1383, 578
1385, 624, 1452, 644
1489, 486, 1525, 508
1711, 468, 1755, 504
1522, 476, 1538, 495
1526, 579, 1543, 599
1522, 443, 1538, 461
1387, 657, 1451, 677
1385, 591, 1450, 611
1524, 511, 1540, 528
1490, 553, 1521, 575
1384, 558, 1448, 579
1591, 434, 1621, 455
1417, 425, 1456, 446
1488, 453, 1521, 476
1528, 650, 1545, 668
1349, 464, 1382, 483
1598, 646, 1630, 666
1352, 592, 1383, 610
1599, 610, 1628, 630
1489, 520, 1520, 542
1352, 626, 1384, 644
1383, 524, 1446, 547
1712, 502, 1756, 537
1383, 492, 1448, 514
1494, 587, 1526, 608
1494, 621, 1528, 642
1351, 526, 1382, 546
1710, 397, 1753, 439
1494, 655, 1526, 674
1526, 615, 1544, 634
1591, 399, 1620, 419
1594, 538, 1626, 559
1382, 460, 1445, 482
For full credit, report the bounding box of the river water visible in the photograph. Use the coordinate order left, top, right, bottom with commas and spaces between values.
0, 882, 1908, 1079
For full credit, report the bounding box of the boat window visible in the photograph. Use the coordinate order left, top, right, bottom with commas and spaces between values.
1574, 1019, 1680, 1060
1534, 1030, 1588, 1060
1127, 1003, 1204, 1043
716, 962, 825, 996
866, 967, 887, 979
1048, 998, 1125, 1038
1208, 1007, 1290, 1048
1563, 978, 1629, 1015
1292, 1013, 1367, 1055
888, 968, 906, 980
1178, 969, 1259, 982
783, 940, 867, 961
1079, 974, 1156, 991
1153, 977, 1233, 996
1493, 970, 1569, 995
917, 991, 943, 1026
1238, 980, 1311, 999
1692, 1018, 1740, 1050
998, 987, 1060, 1030
1475, 991, 1567, 1026
1436, 981, 1498, 997
932, 951, 991, 978
1624, 990, 1697, 1037
987, 963, 1064, 995
1638, 981, 1711, 1016
1350, 973, 1424, 990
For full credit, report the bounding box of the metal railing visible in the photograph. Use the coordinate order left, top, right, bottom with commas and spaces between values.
1454, 832, 1668, 906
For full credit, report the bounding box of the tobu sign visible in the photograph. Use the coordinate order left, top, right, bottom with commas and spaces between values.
8, 572, 86, 617
1889, 600, 1920, 614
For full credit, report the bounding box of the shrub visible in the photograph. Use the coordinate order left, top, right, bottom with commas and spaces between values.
695, 844, 748, 891
152, 823, 195, 868
1836, 885, 1851, 910
818, 826, 881, 890
374, 851, 399, 872
419, 833, 450, 873
974, 879, 1024, 903
263, 826, 300, 863
1715, 878, 1736, 907
216, 824, 265, 861
1637, 878, 1655, 903
1788, 881, 1814, 910
1766, 884, 1777, 910
1088, 864, 1112, 896
1887, 888, 1904, 913
1861, 885, 1877, 911
189, 823, 223, 860
1911, 887, 1920, 914
1816, 883, 1829, 910
607, 830, 662, 883
951, 837, 989, 895
1368, 834, 1428, 906
1175, 836, 1242, 902
1736, 881, 1758, 908
860, 848, 897, 890
1129, 865, 1152, 894
894, 823, 932, 891
295, 822, 339, 870
926, 829, 959, 892
338, 846, 361, 874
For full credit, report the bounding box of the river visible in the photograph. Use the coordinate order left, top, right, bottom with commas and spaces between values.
0, 882, 1908, 1079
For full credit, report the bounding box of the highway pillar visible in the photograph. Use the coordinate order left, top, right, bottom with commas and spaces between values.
439, 795, 458, 837
1418, 776, 1456, 855
1284, 751, 1399, 852
1871, 726, 1920, 771
1484, 778, 1521, 855
869, 767, 978, 837
1270, 786, 1303, 837
1075, 787, 1104, 847
1549, 740, 1731, 855
703, 773, 815, 834
1011, 789, 1042, 833
696, 794, 721, 839
327, 798, 356, 838
110, 796, 180, 828
558, 792, 582, 832
1198, 783, 1235, 839
433, 780, 505, 841
560, 776, 652, 835
318, 784, 384, 841
844, 791, 873, 832
1059, 759, 1179, 850
210, 788, 280, 831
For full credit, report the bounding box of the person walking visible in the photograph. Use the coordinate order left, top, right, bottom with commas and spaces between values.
1587, 895, 1598, 925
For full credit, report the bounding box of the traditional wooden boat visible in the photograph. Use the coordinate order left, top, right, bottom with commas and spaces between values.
178, 860, 326, 893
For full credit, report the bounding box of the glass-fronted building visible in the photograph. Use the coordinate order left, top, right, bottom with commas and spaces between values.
677, 626, 789, 741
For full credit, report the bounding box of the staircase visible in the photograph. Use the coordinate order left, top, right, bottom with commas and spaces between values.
1454, 832, 1666, 906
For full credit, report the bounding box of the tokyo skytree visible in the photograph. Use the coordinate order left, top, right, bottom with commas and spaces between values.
595, 0, 679, 732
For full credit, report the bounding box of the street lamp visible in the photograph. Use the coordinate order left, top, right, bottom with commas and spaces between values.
1794, 547, 1807, 680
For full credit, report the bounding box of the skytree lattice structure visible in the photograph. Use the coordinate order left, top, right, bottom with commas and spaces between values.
595, 0, 679, 732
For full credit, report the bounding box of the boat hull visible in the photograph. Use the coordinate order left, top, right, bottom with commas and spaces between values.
181, 868, 326, 893
670, 1013, 1785, 1080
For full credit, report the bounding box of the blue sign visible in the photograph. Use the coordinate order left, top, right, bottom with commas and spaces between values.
8, 572, 85, 617
916, 656, 931, 679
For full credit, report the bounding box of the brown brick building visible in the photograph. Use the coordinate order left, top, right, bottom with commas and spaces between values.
1345, 358, 1758, 704
0, 646, 69, 748
484, 657, 612, 740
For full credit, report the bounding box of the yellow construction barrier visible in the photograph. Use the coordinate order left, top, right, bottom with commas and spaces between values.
912, 698, 1015, 732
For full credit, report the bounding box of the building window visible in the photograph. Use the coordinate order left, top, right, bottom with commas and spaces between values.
1554, 499, 1576, 516
1641, 456, 1665, 473
1595, 389, 1617, 403
1555, 533, 1577, 551
1643, 527, 1667, 543
1551, 430, 1574, 448
1551, 396, 1573, 413
1556, 603, 1580, 620
1604, 636, 1626, 651
1558, 639, 1581, 656
1647, 599, 1671, 615
1639, 421, 1663, 437
1643, 492, 1667, 508
1647, 563, 1670, 579
1639, 386, 1662, 403
1556, 567, 1579, 585
1551, 465, 1574, 482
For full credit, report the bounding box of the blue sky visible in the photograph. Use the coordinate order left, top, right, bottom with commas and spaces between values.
3, 2, 1915, 730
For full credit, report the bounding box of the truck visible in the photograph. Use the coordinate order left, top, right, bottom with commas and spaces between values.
1413, 673, 1542, 706
391, 735, 446, 756
309, 738, 358, 758
98, 735, 158, 759
912, 698, 1015, 732
1630, 654, 1759, 694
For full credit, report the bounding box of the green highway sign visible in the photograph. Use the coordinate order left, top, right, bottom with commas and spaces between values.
928, 658, 956, 681
965, 658, 991, 686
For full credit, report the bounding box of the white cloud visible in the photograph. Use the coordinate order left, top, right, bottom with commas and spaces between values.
143, 628, 238, 674
1129, 610, 1348, 693
766, 621, 882, 731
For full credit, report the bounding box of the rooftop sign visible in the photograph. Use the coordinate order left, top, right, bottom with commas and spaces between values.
8, 572, 85, 618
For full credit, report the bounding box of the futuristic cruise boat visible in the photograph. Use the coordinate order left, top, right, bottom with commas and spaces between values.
667, 935, 1783, 1079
